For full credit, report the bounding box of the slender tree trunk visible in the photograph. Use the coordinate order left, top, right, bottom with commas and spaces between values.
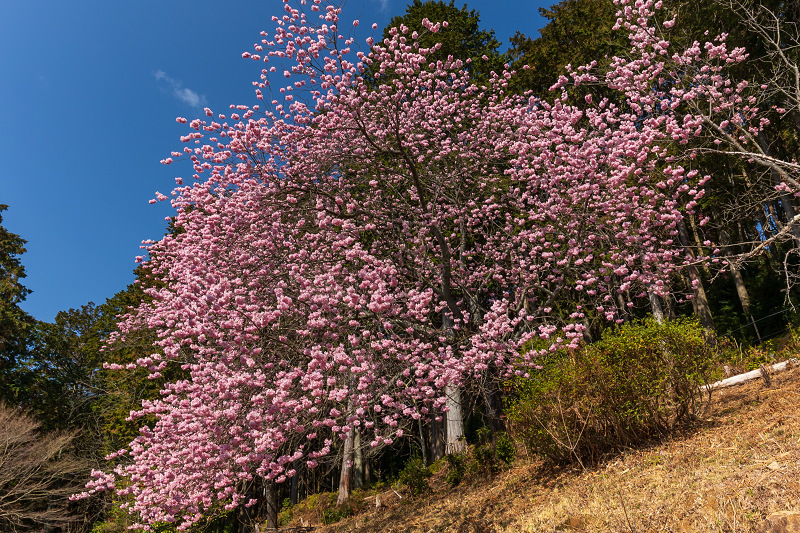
482, 378, 505, 432
265, 480, 278, 531
643, 250, 666, 324
290, 470, 298, 505
677, 219, 715, 336
756, 211, 782, 268
735, 266, 763, 343
736, 219, 749, 254
664, 291, 676, 321
715, 212, 762, 343
418, 418, 429, 466
353, 430, 363, 489
429, 417, 446, 462
688, 213, 711, 276
766, 201, 785, 234
615, 290, 629, 323
362, 448, 372, 486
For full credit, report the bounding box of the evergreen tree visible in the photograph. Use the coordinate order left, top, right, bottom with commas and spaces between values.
507, 0, 623, 97
0, 205, 34, 405
382, 0, 504, 79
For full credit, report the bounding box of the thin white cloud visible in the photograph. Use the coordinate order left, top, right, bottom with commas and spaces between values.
174, 87, 203, 108
372, 0, 389, 12
154, 70, 207, 108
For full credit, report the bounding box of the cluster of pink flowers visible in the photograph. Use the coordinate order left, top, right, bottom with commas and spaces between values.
79, 0, 768, 528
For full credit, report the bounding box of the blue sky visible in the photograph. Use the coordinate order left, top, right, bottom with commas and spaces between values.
1, 0, 550, 322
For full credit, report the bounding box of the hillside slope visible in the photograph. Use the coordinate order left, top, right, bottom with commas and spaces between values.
294, 364, 800, 532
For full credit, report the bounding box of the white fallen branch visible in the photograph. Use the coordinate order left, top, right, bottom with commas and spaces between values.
703, 358, 798, 392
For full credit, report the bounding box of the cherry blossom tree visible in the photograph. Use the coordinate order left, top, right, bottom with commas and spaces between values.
602, 0, 800, 309
74, 0, 761, 529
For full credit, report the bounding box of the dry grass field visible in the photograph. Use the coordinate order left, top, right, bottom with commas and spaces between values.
286, 363, 800, 532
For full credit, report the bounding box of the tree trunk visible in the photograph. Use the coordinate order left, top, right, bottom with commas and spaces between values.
648, 289, 666, 324
677, 219, 715, 336
442, 311, 466, 454
353, 430, 364, 489
715, 213, 762, 343
688, 213, 710, 276
766, 201, 785, 234
362, 447, 372, 486
290, 470, 298, 505
336, 426, 355, 505
741, 276, 763, 343
429, 417, 446, 462
265, 480, 278, 531
664, 291, 677, 321
755, 211, 782, 268
482, 378, 505, 432
736, 219, 749, 255
418, 418, 429, 466
615, 290, 629, 323
445, 384, 466, 454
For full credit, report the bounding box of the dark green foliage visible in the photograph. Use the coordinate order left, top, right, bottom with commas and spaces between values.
24, 303, 106, 433
322, 505, 353, 525
20, 299, 158, 531
371, 435, 419, 486
444, 453, 467, 486
505, 319, 715, 467
472, 427, 516, 475
0, 205, 34, 405
19, 270, 177, 531
706, 260, 788, 343
495, 432, 516, 466
93, 280, 168, 456
397, 456, 432, 496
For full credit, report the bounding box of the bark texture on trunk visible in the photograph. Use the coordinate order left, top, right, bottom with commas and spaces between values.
418, 418, 429, 466
336, 426, 355, 505
442, 311, 466, 454
445, 384, 466, 454
616, 290, 629, 323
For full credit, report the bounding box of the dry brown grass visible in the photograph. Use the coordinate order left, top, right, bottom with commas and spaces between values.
288, 364, 800, 533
